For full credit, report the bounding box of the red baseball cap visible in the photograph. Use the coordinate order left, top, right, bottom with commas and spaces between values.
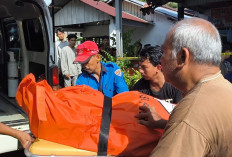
74, 41, 99, 64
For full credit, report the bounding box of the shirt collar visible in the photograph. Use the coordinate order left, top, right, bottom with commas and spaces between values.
88, 62, 108, 77
101, 63, 108, 73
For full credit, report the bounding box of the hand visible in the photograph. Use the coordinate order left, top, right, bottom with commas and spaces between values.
65, 74, 70, 79
16, 131, 35, 148
135, 105, 167, 129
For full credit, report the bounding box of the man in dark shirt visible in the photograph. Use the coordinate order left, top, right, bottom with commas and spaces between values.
131, 45, 182, 103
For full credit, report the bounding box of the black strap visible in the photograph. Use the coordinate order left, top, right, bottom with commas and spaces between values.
98, 63, 103, 92
97, 95, 112, 156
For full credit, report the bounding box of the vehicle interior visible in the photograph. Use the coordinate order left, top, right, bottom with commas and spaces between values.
0, 0, 49, 122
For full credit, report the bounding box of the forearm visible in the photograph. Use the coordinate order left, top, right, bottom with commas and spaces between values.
153, 119, 167, 129
0, 122, 20, 139
0, 122, 34, 148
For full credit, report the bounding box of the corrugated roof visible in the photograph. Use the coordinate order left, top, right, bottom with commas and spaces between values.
80, 0, 150, 24
155, 7, 192, 19
124, 0, 146, 7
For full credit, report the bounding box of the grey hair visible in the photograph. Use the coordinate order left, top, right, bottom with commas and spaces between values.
171, 20, 222, 66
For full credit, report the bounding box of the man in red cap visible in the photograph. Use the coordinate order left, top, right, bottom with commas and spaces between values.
74, 41, 128, 97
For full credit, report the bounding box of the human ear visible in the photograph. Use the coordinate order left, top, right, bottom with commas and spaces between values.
176, 47, 189, 68
96, 54, 101, 62
157, 64, 162, 71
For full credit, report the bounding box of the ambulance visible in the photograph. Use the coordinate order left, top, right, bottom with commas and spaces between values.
0, 0, 58, 154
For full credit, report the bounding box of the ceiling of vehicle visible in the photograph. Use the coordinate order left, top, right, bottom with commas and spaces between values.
0, 0, 41, 20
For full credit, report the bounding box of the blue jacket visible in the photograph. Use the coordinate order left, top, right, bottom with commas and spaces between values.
76, 62, 129, 97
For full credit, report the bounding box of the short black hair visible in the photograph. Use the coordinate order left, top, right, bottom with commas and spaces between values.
222, 43, 231, 52
55, 27, 64, 33
67, 34, 77, 40
102, 35, 109, 40
139, 45, 162, 67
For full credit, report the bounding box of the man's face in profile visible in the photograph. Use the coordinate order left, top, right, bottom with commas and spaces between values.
103, 38, 109, 45
81, 54, 100, 74
57, 31, 65, 41
161, 33, 177, 84
139, 58, 159, 81
69, 37, 76, 48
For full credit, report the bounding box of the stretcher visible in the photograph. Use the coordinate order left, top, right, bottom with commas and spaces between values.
25, 138, 113, 157
17, 74, 172, 156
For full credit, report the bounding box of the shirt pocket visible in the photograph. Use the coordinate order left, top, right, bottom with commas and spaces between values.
103, 83, 113, 94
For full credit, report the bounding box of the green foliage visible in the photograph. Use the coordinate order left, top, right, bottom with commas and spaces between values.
121, 66, 142, 90
166, 2, 178, 9
100, 50, 116, 63
100, 29, 142, 89
110, 29, 141, 57
123, 29, 141, 57
76, 36, 83, 42
101, 51, 141, 90
75, 37, 84, 48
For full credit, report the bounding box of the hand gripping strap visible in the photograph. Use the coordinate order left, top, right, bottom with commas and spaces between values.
97, 95, 112, 156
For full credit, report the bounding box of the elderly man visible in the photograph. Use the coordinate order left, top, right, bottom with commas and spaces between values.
136, 18, 232, 156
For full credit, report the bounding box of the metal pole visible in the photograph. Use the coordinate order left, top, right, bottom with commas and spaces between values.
52, 0, 55, 42
178, 3, 184, 21
115, 0, 123, 58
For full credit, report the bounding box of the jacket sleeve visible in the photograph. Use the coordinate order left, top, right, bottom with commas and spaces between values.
60, 48, 69, 76
113, 64, 129, 94
150, 121, 210, 157
76, 74, 84, 85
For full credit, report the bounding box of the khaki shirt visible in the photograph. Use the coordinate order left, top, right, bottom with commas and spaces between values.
151, 72, 232, 157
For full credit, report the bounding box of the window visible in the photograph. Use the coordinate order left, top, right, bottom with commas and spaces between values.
3, 20, 21, 64
4, 21, 20, 50
22, 18, 44, 52
0, 26, 3, 64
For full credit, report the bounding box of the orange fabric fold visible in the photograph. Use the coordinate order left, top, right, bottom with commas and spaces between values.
16, 74, 171, 156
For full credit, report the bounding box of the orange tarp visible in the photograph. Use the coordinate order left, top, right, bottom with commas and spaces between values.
16, 74, 170, 156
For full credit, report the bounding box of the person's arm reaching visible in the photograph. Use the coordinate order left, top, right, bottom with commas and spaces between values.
0, 122, 34, 148
135, 105, 167, 129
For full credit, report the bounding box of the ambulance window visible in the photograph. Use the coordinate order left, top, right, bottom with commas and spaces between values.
22, 18, 44, 52
0, 27, 3, 64
4, 21, 20, 49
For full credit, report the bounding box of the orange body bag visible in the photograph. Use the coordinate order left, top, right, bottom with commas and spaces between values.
16, 74, 172, 156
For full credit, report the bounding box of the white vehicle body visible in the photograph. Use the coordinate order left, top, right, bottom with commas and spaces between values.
0, 0, 58, 154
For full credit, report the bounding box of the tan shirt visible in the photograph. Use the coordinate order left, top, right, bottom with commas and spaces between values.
151, 72, 232, 157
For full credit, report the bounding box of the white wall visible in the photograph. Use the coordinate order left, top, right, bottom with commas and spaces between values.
83, 25, 109, 37
124, 13, 176, 47
55, 0, 110, 26
55, 0, 176, 48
